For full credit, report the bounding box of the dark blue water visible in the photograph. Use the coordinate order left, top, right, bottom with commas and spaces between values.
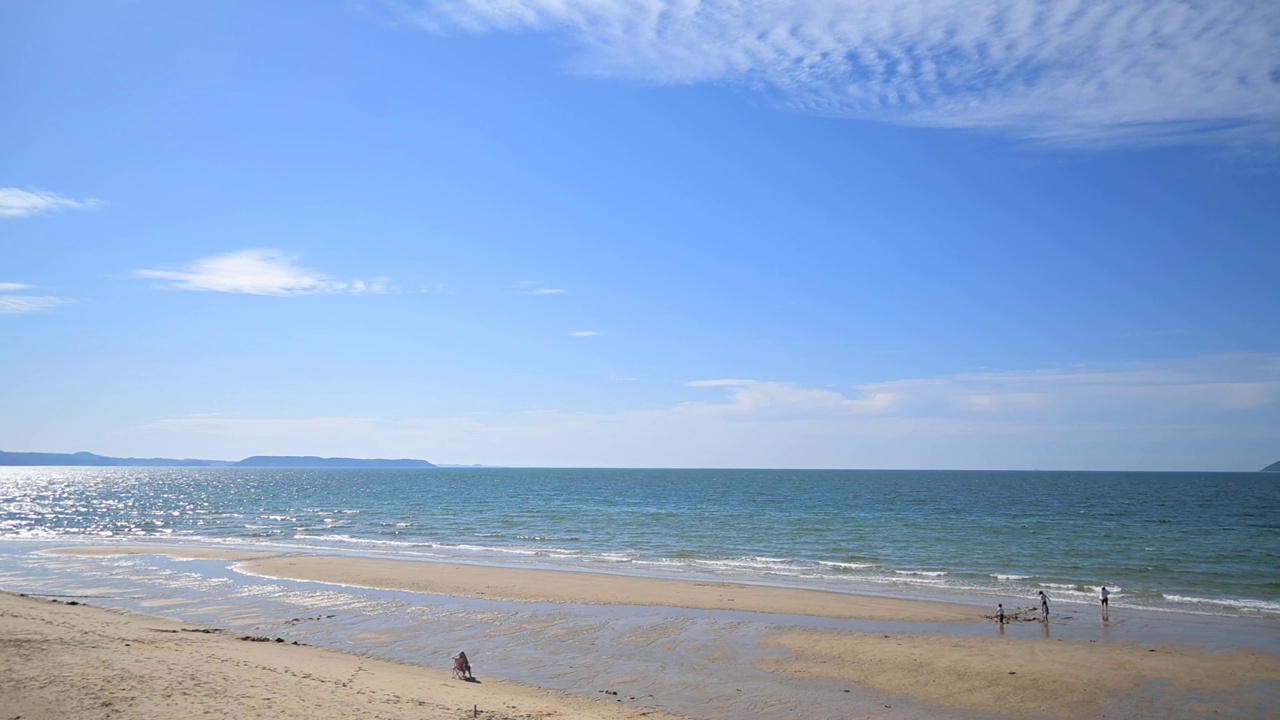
1, 467, 1276, 616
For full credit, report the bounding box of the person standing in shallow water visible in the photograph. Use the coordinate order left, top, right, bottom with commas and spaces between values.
1100, 586, 1110, 609
1038, 590, 1050, 621
996, 603, 1005, 624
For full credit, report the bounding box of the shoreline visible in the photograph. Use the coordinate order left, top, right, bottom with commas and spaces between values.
3, 467, 1276, 624
7, 543, 1277, 719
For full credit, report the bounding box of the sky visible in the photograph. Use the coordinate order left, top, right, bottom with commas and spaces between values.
2, 0, 1278, 471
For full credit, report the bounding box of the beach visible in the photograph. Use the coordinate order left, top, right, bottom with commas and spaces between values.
0, 590, 685, 720
4, 545, 1279, 720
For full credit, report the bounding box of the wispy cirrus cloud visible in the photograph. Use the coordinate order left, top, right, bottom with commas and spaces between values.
679, 354, 1279, 423
0, 188, 103, 218
852, 353, 1280, 419
133, 249, 391, 296
0, 282, 74, 315
569, 330, 600, 336
391, 0, 1280, 146
136, 354, 1279, 469
685, 379, 898, 417
517, 281, 567, 295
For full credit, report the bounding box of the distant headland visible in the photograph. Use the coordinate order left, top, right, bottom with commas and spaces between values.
1264, 460, 1280, 472
0, 450, 435, 469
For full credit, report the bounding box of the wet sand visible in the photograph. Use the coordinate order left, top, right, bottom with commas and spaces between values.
28, 544, 1280, 719
765, 629, 1280, 718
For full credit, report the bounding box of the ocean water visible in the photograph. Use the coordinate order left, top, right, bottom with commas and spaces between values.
1, 466, 1277, 618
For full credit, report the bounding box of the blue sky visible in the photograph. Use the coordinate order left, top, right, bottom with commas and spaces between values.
2, 0, 1278, 470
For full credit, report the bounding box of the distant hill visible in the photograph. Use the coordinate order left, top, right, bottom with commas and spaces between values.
0, 450, 434, 469
235, 456, 435, 468
1264, 460, 1280, 472
0, 450, 232, 467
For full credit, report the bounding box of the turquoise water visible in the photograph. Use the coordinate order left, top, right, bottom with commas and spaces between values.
1, 467, 1276, 617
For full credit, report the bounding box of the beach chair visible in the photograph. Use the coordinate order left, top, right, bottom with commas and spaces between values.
453, 652, 472, 680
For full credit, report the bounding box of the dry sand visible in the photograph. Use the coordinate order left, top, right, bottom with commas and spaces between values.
0, 591, 690, 720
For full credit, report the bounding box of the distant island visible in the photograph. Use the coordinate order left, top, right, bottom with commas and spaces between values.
1264, 460, 1280, 472
0, 450, 435, 469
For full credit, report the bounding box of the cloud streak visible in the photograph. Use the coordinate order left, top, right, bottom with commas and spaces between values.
393, 0, 1280, 145
0, 283, 74, 315
134, 249, 391, 296
0, 188, 103, 218
136, 354, 1279, 470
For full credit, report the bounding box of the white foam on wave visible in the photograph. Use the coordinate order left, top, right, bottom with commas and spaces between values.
894, 569, 947, 577
818, 560, 877, 570
1161, 594, 1280, 614
1038, 582, 1078, 591
699, 556, 803, 572
990, 574, 1031, 581
582, 551, 637, 563
293, 533, 423, 548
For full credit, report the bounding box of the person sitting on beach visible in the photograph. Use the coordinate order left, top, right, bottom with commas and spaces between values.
1100, 586, 1110, 608
453, 651, 473, 680
1038, 591, 1049, 620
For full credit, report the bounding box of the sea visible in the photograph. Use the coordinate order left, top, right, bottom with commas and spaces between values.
1, 466, 1277, 618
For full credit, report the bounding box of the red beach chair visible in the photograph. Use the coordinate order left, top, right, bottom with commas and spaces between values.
453, 652, 472, 680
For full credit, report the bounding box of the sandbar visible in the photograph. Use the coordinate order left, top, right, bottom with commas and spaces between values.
45, 545, 980, 621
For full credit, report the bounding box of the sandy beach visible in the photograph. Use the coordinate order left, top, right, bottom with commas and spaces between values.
0, 590, 689, 720
8, 545, 1280, 719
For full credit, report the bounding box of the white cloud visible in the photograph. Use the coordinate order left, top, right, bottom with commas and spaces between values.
133, 249, 390, 296
517, 280, 567, 295
570, 330, 600, 336
684, 379, 898, 417
0, 188, 103, 218
0, 283, 74, 315
393, 0, 1280, 145
134, 354, 1280, 470
350, 277, 393, 295
857, 354, 1280, 418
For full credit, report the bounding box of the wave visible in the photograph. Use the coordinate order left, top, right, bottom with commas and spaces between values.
1160, 594, 1280, 615
817, 561, 877, 570
293, 533, 430, 549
